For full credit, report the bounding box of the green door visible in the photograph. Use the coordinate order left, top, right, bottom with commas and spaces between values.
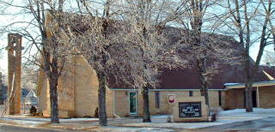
129, 92, 137, 115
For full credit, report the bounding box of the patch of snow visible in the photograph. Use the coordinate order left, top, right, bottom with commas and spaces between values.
224, 83, 241, 86
151, 115, 169, 119
103, 126, 174, 132
120, 108, 275, 129
12, 120, 45, 126
1, 108, 275, 131
219, 108, 275, 117
60, 118, 98, 122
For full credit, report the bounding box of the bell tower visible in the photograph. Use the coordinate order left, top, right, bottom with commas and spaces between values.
7, 33, 22, 115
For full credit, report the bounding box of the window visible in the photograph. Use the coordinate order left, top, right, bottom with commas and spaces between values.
129, 92, 137, 114
219, 91, 222, 106
155, 91, 160, 108
189, 91, 193, 97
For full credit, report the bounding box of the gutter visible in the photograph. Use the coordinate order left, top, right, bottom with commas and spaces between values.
224, 80, 275, 89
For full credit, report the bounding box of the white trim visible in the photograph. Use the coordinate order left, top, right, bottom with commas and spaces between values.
263, 71, 275, 80
109, 88, 137, 91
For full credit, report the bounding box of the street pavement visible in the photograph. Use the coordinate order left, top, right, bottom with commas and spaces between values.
196, 117, 275, 132
0, 124, 86, 132
2, 117, 275, 132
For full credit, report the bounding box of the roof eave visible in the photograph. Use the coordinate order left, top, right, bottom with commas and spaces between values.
225, 80, 275, 89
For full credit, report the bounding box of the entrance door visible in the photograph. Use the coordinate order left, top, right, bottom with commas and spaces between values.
252, 91, 257, 107
243, 90, 257, 108
129, 92, 137, 115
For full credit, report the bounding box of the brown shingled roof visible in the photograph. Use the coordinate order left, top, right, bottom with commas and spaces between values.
108, 27, 269, 90
58, 13, 270, 90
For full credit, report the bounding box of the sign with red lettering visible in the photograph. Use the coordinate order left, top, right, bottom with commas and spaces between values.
168, 94, 176, 104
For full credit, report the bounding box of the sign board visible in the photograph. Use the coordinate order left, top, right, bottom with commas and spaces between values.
168, 94, 176, 104
178, 102, 202, 118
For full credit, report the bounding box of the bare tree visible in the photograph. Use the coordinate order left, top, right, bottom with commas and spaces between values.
217, 0, 275, 112
21, 65, 38, 90
112, 0, 189, 122
263, 51, 275, 65
55, 0, 187, 125
74, 0, 233, 123
68, 0, 116, 126
172, 0, 223, 107
0, 0, 72, 123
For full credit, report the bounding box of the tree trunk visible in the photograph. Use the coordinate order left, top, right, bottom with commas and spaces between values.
245, 83, 253, 112
49, 75, 59, 123
244, 55, 253, 112
243, 0, 253, 113
142, 85, 151, 122
244, 46, 253, 112
244, 45, 253, 112
244, 0, 271, 112
44, 49, 60, 123
233, 0, 253, 112
203, 85, 209, 106
244, 52, 253, 112
190, 0, 209, 106
197, 58, 209, 106
98, 72, 107, 126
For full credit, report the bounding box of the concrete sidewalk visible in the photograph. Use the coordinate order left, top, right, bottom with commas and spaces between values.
0, 108, 275, 132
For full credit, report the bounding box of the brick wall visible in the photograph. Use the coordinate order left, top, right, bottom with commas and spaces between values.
113, 90, 130, 116
114, 90, 221, 117
37, 54, 110, 118
74, 55, 99, 117
259, 86, 275, 108
224, 89, 244, 109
